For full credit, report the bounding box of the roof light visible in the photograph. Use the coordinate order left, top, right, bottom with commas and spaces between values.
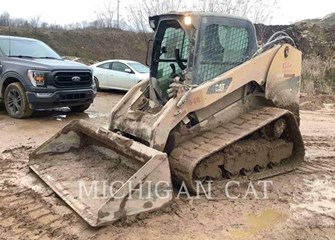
184, 16, 192, 26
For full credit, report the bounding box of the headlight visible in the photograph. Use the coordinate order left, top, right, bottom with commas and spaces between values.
28, 70, 48, 87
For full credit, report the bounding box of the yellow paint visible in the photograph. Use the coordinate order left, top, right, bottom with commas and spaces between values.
230, 209, 287, 239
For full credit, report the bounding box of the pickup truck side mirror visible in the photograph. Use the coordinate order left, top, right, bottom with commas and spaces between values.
125, 68, 133, 74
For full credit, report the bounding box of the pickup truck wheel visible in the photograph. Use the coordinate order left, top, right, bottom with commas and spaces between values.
0, 102, 5, 110
94, 77, 100, 91
69, 104, 91, 112
4, 82, 33, 119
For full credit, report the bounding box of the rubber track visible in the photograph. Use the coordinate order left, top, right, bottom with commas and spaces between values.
169, 107, 305, 192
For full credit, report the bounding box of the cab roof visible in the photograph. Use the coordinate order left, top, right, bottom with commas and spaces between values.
149, 11, 252, 30
153, 11, 250, 20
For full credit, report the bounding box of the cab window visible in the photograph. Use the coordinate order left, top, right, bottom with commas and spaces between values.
197, 20, 249, 84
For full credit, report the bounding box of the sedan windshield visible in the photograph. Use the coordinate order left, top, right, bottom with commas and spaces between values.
128, 62, 149, 73
0, 37, 61, 59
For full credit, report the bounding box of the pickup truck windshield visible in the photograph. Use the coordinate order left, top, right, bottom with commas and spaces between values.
0, 38, 61, 59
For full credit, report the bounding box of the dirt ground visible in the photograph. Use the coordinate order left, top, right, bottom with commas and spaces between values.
0, 91, 335, 240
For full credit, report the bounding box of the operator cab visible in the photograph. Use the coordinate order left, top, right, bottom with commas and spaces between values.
149, 12, 257, 103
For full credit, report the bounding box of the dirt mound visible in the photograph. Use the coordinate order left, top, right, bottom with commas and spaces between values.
255, 22, 335, 60
0, 27, 151, 63
322, 13, 335, 26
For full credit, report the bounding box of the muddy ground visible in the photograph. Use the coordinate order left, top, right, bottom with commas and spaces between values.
0, 91, 335, 240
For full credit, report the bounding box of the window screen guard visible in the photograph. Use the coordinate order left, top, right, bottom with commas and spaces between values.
195, 17, 254, 84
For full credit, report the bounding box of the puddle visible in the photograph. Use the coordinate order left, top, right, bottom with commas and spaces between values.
230, 209, 287, 239
53, 114, 67, 121
86, 111, 109, 119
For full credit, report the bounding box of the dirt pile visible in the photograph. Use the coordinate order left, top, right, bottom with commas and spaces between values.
0, 27, 151, 63
255, 22, 335, 60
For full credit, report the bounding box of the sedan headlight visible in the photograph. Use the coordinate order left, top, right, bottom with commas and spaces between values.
28, 70, 49, 87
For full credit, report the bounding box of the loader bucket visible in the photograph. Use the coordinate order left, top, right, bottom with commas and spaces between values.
29, 120, 173, 227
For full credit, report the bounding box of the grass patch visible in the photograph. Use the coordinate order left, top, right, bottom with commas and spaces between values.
302, 57, 335, 95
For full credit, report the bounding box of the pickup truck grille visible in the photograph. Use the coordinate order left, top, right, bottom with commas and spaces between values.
53, 71, 92, 87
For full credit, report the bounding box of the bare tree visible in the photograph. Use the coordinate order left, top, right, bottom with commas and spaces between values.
194, 0, 278, 23
0, 11, 10, 26
30, 14, 42, 32
95, 0, 117, 29
127, 0, 186, 32
10, 18, 27, 28
41, 22, 49, 29
49, 24, 63, 30
250, 0, 278, 23
126, 0, 276, 33
90, 19, 103, 29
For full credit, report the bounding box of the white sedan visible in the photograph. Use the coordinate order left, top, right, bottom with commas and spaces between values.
91, 60, 149, 91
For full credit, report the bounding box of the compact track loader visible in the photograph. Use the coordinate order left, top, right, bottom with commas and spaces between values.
30, 12, 305, 226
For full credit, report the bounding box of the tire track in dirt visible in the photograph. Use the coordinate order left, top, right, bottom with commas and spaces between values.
292, 135, 335, 228
299, 135, 335, 173
0, 146, 95, 240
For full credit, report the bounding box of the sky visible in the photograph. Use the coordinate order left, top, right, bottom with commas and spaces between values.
1, 0, 334, 26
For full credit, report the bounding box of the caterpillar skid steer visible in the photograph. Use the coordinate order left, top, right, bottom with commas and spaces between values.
29, 12, 305, 226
